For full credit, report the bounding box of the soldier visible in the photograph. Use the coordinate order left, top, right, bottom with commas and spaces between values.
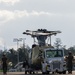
1, 54, 8, 75
67, 51, 74, 74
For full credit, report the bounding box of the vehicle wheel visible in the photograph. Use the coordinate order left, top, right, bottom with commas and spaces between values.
25, 71, 27, 74
59, 72, 62, 74
63, 71, 66, 74
52, 72, 54, 74
46, 71, 49, 74
33, 71, 35, 74
42, 72, 46, 74
29, 71, 32, 74
42, 72, 44, 74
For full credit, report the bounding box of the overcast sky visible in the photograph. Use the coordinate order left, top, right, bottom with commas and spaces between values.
0, 0, 75, 50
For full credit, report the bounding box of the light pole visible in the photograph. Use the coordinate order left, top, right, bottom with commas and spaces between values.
13, 38, 22, 63
19, 38, 26, 48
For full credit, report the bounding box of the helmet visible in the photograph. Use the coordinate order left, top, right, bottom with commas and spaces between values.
3, 53, 6, 56
68, 51, 72, 55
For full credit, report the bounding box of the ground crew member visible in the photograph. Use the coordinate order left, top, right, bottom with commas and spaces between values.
67, 51, 74, 74
1, 54, 8, 75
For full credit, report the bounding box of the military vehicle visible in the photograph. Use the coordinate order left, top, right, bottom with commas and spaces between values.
23, 29, 66, 74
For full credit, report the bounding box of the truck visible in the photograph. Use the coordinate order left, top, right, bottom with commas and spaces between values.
42, 47, 66, 74
23, 29, 67, 74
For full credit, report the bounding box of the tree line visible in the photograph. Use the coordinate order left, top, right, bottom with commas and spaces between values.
0, 47, 29, 68
0, 38, 75, 68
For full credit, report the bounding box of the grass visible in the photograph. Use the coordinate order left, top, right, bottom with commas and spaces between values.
0, 70, 3, 72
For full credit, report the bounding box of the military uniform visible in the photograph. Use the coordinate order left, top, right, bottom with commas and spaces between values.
2, 54, 8, 75
67, 52, 74, 74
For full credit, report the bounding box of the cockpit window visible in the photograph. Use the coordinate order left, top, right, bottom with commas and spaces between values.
46, 50, 63, 58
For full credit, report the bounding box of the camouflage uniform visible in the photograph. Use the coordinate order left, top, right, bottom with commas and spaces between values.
2, 54, 8, 75
67, 52, 74, 74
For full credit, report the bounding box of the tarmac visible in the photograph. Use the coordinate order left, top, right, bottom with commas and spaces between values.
0, 72, 25, 75
0, 71, 75, 75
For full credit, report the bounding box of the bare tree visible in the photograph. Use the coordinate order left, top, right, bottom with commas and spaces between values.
54, 38, 62, 49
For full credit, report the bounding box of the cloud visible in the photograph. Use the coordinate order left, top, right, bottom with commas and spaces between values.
0, 9, 75, 24
0, 0, 20, 5
31, 11, 55, 16
0, 10, 15, 23
0, 10, 61, 23
0, 37, 5, 47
